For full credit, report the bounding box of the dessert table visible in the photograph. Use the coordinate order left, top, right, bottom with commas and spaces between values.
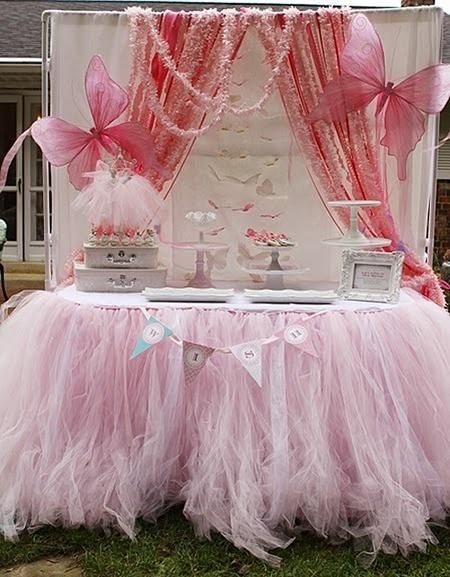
0, 286, 450, 565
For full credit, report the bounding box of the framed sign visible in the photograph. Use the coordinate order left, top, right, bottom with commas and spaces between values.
338, 250, 404, 303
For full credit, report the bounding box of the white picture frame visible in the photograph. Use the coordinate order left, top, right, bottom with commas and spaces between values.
338, 250, 404, 303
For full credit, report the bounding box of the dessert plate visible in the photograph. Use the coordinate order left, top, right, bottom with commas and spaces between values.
142, 287, 235, 302
244, 289, 338, 304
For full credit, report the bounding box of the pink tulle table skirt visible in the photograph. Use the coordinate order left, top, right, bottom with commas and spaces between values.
0, 289, 450, 564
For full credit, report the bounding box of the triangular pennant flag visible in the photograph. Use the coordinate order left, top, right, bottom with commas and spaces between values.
283, 324, 318, 357
130, 315, 173, 359
183, 341, 215, 384
230, 340, 263, 387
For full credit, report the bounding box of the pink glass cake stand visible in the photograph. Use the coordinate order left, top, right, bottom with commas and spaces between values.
173, 241, 228, 288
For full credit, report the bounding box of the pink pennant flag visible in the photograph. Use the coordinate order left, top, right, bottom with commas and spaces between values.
183, 341, 215, 385
230, 340, 263, 387
283, 324, 318, 358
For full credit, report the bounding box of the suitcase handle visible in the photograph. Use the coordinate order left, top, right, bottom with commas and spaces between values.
106, 250, 137, 264
107, 274, 137, 289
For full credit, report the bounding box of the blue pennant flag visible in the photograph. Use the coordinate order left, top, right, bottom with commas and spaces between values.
130, 316, 173, 359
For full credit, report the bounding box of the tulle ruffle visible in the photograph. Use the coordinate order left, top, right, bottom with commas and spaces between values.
0, 290, 450, 565
72, 164, 162, 231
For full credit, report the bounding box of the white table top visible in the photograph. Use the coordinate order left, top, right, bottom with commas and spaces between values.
57, 284, 413, 313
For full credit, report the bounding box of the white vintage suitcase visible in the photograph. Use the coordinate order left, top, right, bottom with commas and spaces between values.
74, 263, 167, 292
84, 244, 158, 269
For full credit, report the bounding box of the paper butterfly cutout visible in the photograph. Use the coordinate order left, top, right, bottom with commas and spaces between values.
256, 178, 275, 197
309, 14, 450, 181
206, 247, 229, 273
232, 202, 254, 212
260, 212, 283, 219
0, 55, 169, 192
226, 174, 260, 185
205, 226, 226, 236
208, 199, 231, 210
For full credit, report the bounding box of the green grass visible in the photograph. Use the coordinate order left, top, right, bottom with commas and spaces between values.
2, 509, 450, 577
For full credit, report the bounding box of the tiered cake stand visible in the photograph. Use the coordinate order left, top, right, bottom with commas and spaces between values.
242, 245, 309, 290
173, 234, 228, 289
322, 200, 391, 249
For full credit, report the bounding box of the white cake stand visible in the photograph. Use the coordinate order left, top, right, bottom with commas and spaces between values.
242, 245, 308, 289
322, 200, 391, 249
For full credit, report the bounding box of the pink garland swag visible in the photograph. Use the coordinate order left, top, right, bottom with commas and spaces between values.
126, 7, 444, 306
127, 8, 248, 194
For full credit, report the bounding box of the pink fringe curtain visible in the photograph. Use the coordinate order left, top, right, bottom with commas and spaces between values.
127, 8, 444, 306
127, 9, 247, 196
255, 9, 444, 306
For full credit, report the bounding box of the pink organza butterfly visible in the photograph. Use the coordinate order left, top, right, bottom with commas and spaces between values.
309, 14, 450, 181
0, 55, 169, 191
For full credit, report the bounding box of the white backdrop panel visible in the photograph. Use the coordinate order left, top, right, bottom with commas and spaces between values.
48, 7, 442, 286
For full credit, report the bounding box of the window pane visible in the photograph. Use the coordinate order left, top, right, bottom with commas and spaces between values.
31, 191, 44, 242
0, 102, 17, 186
0, 191, 17, 242
30, 103, 42, 187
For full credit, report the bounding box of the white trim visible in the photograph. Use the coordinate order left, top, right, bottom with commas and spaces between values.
24, 94, 45, 262
0, 58, 41, 65
42, 12, 53, 287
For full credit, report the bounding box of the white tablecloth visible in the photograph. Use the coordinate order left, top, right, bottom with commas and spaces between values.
57, 284, 413, 313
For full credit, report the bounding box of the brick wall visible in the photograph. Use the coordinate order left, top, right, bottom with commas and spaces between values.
435, 180, 450, 263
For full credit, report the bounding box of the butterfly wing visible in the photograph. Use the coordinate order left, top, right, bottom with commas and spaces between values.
256, 179, 274, 197
309, 14, 385, 123
380, 94, 425, 181
206, 248, 229, 273
309, 75, 382, 123
31, 117, 91, 166
394, 64, 450, 114
105, 122, 171, 179
85, 55, 129, 132
341, 14, 386, 89
67, 139, 103, 190
380, 65, 450, 180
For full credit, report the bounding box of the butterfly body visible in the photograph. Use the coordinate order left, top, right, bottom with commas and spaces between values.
232, 202, 254, 212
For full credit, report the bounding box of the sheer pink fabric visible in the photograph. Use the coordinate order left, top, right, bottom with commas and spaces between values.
127, 9, 247, 195
1, 290, 450, 562
256, 9, 444, 306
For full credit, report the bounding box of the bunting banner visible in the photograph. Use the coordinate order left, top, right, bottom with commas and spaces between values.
130, 315, 173, 359
230, 340, 263, 387
183, 341, 216, 385
283, 324, 318, 358
132, 311, 323, 382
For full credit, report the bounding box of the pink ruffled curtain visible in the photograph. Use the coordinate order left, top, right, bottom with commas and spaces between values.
127, 9, 247, 197
255, 9, 444, 306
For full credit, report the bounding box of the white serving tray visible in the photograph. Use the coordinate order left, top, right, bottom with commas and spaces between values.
244, 289, 338, 304
142, 287, 235, 302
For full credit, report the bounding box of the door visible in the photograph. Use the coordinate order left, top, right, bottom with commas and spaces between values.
0, 93, 45, 261
0, 95, 23, 260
